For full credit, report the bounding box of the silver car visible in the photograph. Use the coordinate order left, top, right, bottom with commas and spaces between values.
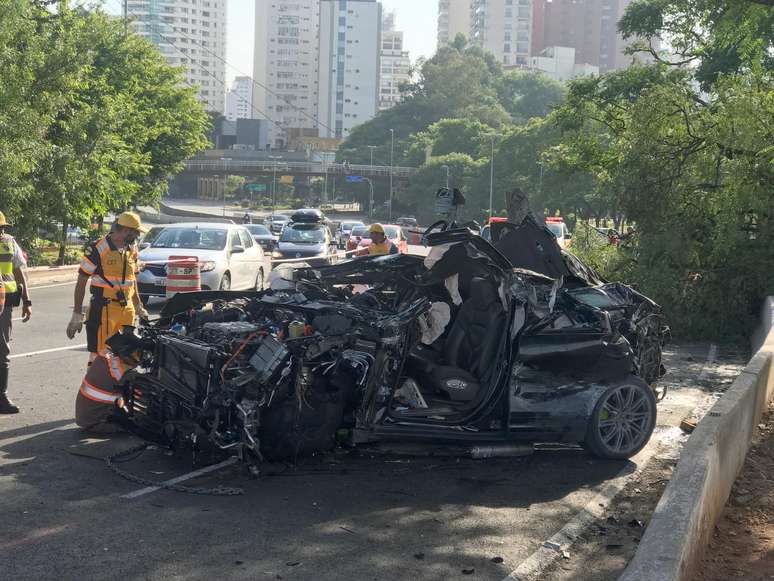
266, 213, 291, 235
138, 222, 271, 302
335, 220, 365, 248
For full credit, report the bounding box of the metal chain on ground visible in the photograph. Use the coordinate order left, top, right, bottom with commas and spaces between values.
106, 443, 244, 496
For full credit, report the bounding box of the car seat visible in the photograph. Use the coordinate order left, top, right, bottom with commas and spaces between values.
409, 277, 506, 403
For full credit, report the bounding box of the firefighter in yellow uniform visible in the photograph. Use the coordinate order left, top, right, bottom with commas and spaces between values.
75, 350, 136, 433
367, 223, 398, 256
66, 212, 149, 359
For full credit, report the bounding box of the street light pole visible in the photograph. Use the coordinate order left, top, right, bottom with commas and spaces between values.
488, 134, 500, 220
365, 178, 374, 219
268, 155, 282, 215
220, 157, 231, 217
389, 129, 394, 222
441, 164, 450, 189
367, 145, 376, 171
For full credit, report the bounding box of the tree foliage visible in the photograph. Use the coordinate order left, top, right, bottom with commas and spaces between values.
551, 1, 774, 338
0, 1, 209, 259
338, 36, 530, 166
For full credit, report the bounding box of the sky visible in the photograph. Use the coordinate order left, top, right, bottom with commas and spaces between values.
225, 0, 438, 87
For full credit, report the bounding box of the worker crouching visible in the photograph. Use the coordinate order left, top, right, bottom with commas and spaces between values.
75, 334, 140, 433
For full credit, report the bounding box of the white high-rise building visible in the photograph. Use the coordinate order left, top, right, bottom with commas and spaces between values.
437, 0, 534, 67
128, 0, 227, 113
471, 0, 534, 67
379, 12, 410, 111
253, 0, 321, 149
317, 0, 382, 139
225, 76, 253, 121
437, 0, 472, 47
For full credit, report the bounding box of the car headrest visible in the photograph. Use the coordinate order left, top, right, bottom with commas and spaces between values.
468, 277, 500, 310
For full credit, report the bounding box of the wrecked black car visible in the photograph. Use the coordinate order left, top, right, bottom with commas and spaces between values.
114, 219, 667, 471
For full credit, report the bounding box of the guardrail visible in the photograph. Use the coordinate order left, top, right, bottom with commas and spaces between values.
183, 160, 418, 178
619, 296, 774, 581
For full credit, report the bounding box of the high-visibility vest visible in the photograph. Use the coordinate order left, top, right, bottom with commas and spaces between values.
79, 353, 129, 405
80, 237, 138, 302
0, 236, 18, 294
368, 241, 397, 256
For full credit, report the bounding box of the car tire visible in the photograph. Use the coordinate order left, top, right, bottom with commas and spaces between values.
584, 376, 657, 460
254, 268, 264, 291
219, 272, 231, 291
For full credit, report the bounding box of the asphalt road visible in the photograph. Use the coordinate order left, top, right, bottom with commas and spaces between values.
0, 283, 743, 581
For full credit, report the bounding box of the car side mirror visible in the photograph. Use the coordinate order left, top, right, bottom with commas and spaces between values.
231, 244, 245, 254
565, 233, 572, 240
139, 242, 150, 250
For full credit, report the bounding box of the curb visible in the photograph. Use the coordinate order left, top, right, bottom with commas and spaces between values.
26, 264, 80, 286
619, 297, 774, 581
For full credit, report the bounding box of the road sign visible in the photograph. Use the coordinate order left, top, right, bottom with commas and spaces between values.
246, 183, 266, 192
346, 175, 365, 183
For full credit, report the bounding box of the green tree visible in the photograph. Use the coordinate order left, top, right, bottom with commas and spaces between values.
337, 37, 510, 165
619, 0, 774, 89
0, 2, 209, 262
498, 70, 566, 123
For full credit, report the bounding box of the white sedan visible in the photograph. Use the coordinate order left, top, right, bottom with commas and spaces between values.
137, 222, 272, 302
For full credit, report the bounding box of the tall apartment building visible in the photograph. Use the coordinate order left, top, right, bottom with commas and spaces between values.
253, 0, 321, 148
437, 0, 534, 67
225, 76, 253, 121
438, 0, 636, 73
437, 0, 472, 47
379, 12, 410, 111
128, 0, 227, 113
538, 0, 635, 72
471, 0, 534, 66
317, 0, 382, 140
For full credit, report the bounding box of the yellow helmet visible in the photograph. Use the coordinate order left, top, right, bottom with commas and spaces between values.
369, 223, 385, 235
0, 212, 10, 227
116, 211, 147, 233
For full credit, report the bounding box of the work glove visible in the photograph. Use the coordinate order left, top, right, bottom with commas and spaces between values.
136, 304, 150, 324
66, 311, 85, 339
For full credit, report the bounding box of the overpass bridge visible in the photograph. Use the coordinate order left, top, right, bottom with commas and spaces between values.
182, 159, 418, 179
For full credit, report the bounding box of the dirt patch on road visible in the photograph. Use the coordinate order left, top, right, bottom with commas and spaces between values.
693, 401, 774, 581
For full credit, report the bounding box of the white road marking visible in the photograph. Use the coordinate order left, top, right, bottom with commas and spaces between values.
698, 343, 719, 381
10, 344, 88, 359
29, 280, 78, 290
121, 457, 239, 499
502, 432, 667, 581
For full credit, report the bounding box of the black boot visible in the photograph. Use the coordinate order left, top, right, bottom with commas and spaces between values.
0, 367, 19, 414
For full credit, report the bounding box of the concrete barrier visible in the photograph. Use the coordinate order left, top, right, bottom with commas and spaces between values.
620, 296, 774, 581
158, 202, 237, 222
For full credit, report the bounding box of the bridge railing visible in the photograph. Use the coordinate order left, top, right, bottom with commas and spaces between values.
183, 159, 417, 178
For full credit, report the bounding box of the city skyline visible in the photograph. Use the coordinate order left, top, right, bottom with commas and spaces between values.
226, 0, 436, 89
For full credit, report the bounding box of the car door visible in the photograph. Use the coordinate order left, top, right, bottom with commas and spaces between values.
226, 228, 248, 289
238, 227, 264, 287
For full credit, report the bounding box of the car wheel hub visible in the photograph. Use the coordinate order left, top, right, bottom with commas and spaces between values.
597, 385, 651, 455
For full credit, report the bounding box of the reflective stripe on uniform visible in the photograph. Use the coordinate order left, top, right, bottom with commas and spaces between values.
80, 257, 97, 275
0, 237, 17, 294
79, 378, 120, 404
96, 239, 111, 256
90, 275, 133, 290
